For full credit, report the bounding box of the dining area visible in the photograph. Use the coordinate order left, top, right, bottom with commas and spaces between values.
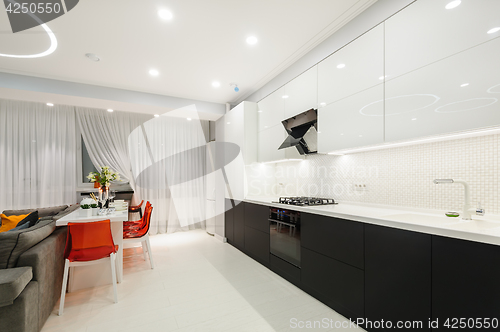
54, 168, 155, 316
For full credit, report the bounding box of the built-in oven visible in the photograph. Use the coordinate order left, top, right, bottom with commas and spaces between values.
269, 207, 301, 267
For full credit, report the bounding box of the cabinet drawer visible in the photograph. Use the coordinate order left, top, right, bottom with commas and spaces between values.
244, 226, 269, 265
301, 247, 364, 319
301, 213, 364, 269
244, 202, 269, 233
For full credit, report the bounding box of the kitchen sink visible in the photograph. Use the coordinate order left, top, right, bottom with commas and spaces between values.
381, 213, 461, 226
448, 220, 500, 232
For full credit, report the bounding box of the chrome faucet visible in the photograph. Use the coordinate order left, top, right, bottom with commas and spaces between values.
433, 179, 475, 220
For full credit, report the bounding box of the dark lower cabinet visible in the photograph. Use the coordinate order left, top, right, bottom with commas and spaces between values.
432, 235, 500, 331
224, 199, 234, 244
302, 213, 364, 269
269, 254, 301, 286
365, 224, 431, 332
244, 226, 269, 265
301, 247, 364, 320
244, 202, 269, 233
232, 200, 245, 250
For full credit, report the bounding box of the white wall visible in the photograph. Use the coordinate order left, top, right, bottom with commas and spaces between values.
247, 133, 500, 215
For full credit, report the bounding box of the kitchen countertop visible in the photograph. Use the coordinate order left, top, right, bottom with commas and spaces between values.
244, 196, 500, 246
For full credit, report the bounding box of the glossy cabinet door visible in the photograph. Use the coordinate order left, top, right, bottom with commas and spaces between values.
385, 0, 500, 79
385, 36, 500, 142
318, 84, 384, 152
432, 235, 500, 331
284, 66, 318, 118
257, 87, 285, 132
318, 23, 384, 106
365, 224, 432, 332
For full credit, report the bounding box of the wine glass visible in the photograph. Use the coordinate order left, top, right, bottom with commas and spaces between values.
109, 190, 116, 202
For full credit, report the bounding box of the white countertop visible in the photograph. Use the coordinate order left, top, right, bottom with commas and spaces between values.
244, 196, 500, 246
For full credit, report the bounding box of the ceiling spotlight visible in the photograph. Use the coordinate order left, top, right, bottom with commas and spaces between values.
258, 110, 263, 113
282, 95, 289, 99
85, 53, 100, 62
412, 118, 417, 121
320, 102, 326, 107
212, 81, 221, 88
227, 122, 231, 125
445, 0, 461, 9
107, 109, 114, 113
158, 9, 173, 20
149, 69, 159, 76
487, 27, 500, 34
246, 36, 258, 45
337, 63, 346, 69
460, 83, 469, 87
46, 103, 54, 106
154, 114, 160, 118
187, 118, 192, 121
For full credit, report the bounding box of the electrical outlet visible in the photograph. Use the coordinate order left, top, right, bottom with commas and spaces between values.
354, 183, 367, 191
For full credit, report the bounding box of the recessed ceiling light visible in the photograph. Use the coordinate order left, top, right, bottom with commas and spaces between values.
258, 110, 263, 113
340, 133, 344, 136
359, 135, 363, 137
0, 23, 57, 58
158, 9, 173, 20
445, 0, 461, 9
187, 118, 192, 121
337, 63, 346, 69
212, 81, 220, 88
320, 102, 326, 107
246, 36, 258, 45
46, 103, 54, 106
282, 95, 289, 99
412, 118, 417, 121
460, 83, 469, 87
227, 122, 231, 125
85, 53, 100, 62
149, 69, 159, 76
107, 109, 114, 113
487, 27, 500, 34
154, 114, 160, 118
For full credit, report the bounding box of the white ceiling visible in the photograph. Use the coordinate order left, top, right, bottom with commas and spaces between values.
0, 0, 375, 105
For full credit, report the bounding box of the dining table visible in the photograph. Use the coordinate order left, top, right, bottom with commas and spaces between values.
56, 204, 128, 292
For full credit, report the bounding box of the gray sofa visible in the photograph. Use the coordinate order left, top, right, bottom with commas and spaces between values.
0, 205, 79, 332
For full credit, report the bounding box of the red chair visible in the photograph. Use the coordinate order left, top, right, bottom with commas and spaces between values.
123, 201, 151, 228
128, 200, 144, 219
123, 205, 154, 269
58, 220, 118, 315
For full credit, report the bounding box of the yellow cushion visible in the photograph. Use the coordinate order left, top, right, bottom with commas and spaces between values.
0, 214, 28, 233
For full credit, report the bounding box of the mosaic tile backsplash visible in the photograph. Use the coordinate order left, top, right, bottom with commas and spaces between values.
246, 134, 500, 215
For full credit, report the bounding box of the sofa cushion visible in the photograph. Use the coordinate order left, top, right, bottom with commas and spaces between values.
0, 267, 33, 307
0, 220, 55, 269
0, 214, 28, 233
8, 222, 30, 232
2, 205, 67, 219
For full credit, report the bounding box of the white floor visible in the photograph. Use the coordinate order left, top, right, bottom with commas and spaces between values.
42, 229, 365, 332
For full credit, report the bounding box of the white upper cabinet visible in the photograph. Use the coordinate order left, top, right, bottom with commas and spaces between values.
318, 84, 384, 153
318, 23, 384, 107
257, 87, 285, 132
224, 101, 258, 165
258, 124, 285, 163
385, 0, 500, 79
284, 66, 318, 118
385, 36, 500, 142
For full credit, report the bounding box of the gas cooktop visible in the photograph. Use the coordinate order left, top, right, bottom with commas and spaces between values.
274, 197, 337, 206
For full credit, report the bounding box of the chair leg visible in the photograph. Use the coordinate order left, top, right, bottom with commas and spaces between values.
58, 259, 70, 316
141, 241, 148, 261
145, 236, 154, 269
139, 209, 143, 219
110, 253, 118, 303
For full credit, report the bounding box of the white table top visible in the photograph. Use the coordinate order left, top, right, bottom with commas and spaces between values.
56, 206, 129, 226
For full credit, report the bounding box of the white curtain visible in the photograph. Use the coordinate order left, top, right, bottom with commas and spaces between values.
76, 107, 152, 200
0, 99, 77, 211
128, 114, 209, 234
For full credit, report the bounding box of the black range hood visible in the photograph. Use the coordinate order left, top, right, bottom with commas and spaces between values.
278, 109, 317, 155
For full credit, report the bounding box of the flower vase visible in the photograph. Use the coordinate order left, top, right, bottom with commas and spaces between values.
94, 182, 100, 188
101, 186, 110, 208
81, 208, 92, 217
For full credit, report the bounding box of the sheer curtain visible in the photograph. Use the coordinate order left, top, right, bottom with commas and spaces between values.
128, 114, 209, 234
76, 107, 152, 199
0, 99, 77, 211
